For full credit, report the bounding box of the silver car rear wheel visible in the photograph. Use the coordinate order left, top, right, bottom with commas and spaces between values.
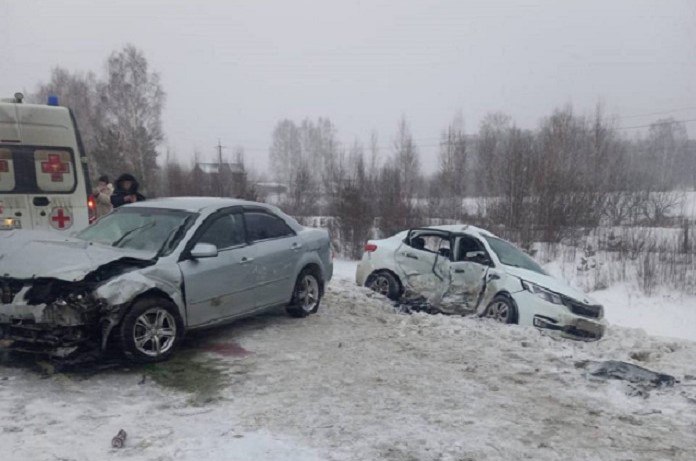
298, 274, 320, 313
287, 268, 322, 318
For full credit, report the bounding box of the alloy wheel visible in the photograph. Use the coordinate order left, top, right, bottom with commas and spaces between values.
297, 274, 320, 312
133, 307, 177, 357
486, 301, 511, 323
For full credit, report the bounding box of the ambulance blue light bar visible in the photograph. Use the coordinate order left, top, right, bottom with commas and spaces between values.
47, 95, 59, 106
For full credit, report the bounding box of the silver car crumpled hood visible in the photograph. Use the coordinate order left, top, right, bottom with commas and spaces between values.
0, 231, 164, 360
0, 231, 157, 281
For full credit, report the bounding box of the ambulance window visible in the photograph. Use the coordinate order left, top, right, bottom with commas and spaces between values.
0, 148, 16, 192
33, 150, 76, 192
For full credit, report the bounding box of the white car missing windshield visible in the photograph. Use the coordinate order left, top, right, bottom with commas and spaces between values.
356, 225, 606, 340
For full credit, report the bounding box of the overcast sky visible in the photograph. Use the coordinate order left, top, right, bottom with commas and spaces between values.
2, 0, 695, 173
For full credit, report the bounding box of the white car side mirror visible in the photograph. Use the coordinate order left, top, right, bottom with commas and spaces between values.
190, 243, 218, 259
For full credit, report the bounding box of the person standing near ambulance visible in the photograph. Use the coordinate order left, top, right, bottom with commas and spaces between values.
111, 173, 145, 208
93, 175, 113, 217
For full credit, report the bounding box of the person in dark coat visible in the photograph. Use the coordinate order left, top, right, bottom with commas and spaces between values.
111, 173, 146, 208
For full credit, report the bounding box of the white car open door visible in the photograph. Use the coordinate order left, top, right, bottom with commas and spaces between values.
394, 228, 452, 300
445, 235, 494, 311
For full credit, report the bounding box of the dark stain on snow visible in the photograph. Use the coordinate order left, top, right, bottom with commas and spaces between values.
201, 341, 252, 358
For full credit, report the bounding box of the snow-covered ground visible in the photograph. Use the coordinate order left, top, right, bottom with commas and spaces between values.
593, 284, 696, 342
2, 260, 696, 460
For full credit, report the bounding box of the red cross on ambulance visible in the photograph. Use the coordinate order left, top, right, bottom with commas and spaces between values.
50, 207, 73, 230
41, 154, 71, 182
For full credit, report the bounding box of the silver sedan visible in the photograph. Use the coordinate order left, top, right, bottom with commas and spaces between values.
0, 198, 333, 362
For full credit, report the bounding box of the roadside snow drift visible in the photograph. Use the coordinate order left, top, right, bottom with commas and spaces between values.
1, 276, 696, 460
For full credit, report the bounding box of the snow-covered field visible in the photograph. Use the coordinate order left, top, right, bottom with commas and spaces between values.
2, 260, 696, 460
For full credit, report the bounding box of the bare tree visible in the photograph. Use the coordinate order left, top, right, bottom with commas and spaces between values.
437, 115, 467, 217
368, 130, 381, 175
476, 113, 511, 197
392, 117, 420, 199
94, 44, 165, 194
269, 119, 302, 185
645, 118, 690, 190
330, 142, 376, 258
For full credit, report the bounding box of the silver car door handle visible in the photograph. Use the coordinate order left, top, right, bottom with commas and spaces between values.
454, 268, 465, 273
291, 242, 302, 251
240, 256, 254, 264
404, 252, 419, 260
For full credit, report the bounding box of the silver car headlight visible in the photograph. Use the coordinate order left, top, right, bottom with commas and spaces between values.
520, 280, 563, 305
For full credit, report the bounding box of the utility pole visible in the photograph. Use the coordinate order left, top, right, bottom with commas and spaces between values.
215, 139, 226, 197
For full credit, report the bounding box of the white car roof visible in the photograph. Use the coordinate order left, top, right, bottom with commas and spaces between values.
417, 224, 497, 239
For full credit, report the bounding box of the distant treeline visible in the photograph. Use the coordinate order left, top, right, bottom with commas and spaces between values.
33, 45, 695, 258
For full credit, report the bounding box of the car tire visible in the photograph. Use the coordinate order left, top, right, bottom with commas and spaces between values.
119, 296, 184, 363
365, 271, 401, 300
484, 294, 518, 324
287, 268, 322, 318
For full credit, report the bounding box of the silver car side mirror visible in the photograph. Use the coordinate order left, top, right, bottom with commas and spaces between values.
190, 243, 218, 259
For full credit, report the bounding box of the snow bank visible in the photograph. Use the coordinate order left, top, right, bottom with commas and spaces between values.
1, 273, 696, 460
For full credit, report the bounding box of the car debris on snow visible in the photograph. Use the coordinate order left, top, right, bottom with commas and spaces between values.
111, 429, 127, 448
576, 359, 676, 388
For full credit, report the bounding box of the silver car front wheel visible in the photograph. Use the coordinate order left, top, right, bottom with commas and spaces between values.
120, 297, 183, 363
133, 308, 178, 357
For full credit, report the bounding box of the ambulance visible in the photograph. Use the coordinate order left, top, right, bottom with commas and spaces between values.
0, 93, 95, 234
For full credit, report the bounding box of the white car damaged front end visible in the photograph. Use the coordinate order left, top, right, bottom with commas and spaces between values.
478, 267, 607, 341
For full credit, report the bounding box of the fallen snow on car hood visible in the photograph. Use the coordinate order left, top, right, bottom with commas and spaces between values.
0, 232, 156, 281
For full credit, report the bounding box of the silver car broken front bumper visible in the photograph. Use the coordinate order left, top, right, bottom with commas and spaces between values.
0, 285, 107, 359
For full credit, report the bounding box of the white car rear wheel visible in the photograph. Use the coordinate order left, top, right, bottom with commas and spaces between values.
365, 271, 401, 300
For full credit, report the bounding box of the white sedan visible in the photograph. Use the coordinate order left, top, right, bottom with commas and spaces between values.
356, 225, 606, 340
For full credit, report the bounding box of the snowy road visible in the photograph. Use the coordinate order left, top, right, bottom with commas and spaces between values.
1, 262, 696, 460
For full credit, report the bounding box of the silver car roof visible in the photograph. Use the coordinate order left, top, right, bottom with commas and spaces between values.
125, 197, 267, 213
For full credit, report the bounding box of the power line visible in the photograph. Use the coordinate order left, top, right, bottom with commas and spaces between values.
615, 106, 696, 120
220, 117, 696, 153
616, 118, 696, 130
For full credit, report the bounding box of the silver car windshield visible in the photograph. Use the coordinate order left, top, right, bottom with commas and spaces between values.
77, 207, 196, 253
483, 236, 546, 275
